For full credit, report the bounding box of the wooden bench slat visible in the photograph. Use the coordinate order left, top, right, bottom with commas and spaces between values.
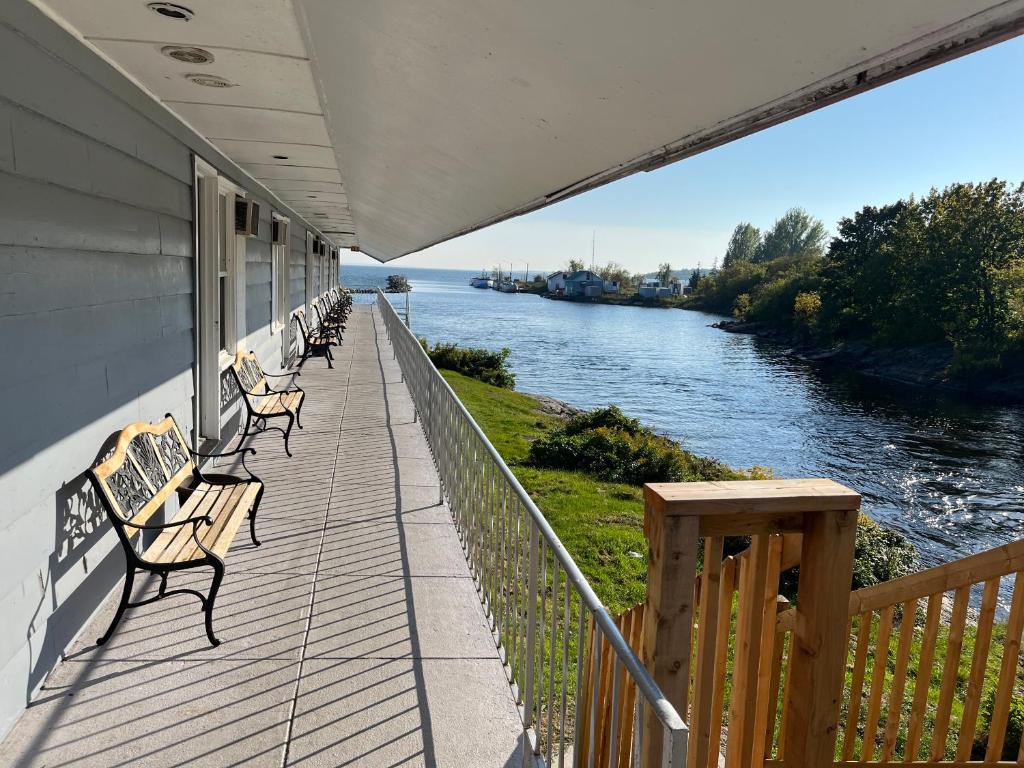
146, 482, 258, 564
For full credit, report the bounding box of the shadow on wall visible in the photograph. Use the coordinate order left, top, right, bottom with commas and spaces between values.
20, 365, 251, 716
26, 433, 123, 708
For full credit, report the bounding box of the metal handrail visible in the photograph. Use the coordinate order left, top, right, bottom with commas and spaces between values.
376, 289, 687, 767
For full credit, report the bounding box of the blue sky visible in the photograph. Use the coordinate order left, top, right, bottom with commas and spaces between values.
344, 36, 1024, 274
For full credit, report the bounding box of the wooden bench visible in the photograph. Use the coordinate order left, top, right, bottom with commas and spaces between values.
89, 415, 263, 646
295, 308, 335, 369
230, 350, 305, 457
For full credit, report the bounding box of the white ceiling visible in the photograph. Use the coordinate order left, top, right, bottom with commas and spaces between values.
38, 0, 1024, 260
41, 0, 358, 247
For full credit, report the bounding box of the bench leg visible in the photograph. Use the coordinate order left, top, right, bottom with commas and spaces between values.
283, 412, 295, 457
97, 566, 135, 646
204, 561, 224, 647
294, 400, 304, 430
324, 345, 334, 369
158, 571, 168, 597
241, 412, 253, 442
249, 484, 263, 547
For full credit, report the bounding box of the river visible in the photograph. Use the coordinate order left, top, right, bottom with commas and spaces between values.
344, 265, 1024, 569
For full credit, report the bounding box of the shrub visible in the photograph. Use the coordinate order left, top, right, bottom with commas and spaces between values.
528, 406, 736, 485
851, 514, 918, 589
420, 339, 515, 389
793, 290, 822, 328
733, 293, 752, 319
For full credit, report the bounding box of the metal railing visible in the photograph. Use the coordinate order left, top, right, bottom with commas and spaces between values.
376, 290, 687, 767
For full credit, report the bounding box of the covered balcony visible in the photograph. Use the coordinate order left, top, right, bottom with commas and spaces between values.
2, 303, 530, 767
3, 1, 1024, 767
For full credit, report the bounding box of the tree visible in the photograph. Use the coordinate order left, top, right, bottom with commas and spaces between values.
597, 261, 631, 286
754, 208, 827, 263
723, 223, 761, 268
567, 258, 586, 273
657, 262, 673, 285
385, 274, 410, 292
688, 263, 702, 290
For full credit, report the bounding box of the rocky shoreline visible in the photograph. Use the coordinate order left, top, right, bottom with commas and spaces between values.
714, 320, 1024, 404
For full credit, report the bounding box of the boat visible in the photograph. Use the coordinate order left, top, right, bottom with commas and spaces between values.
497, 280, 518, 293
470, 274, 493, 289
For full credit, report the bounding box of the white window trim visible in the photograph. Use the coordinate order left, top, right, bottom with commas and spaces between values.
204, 176, 247, 373
271, 213, 289, 335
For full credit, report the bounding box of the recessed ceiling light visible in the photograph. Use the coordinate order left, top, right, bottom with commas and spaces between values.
147, 2, 194, 21
161, 45, 213, 64
184, 73, 235, 88
308, 195, 317, 198
273, 155, 289, 160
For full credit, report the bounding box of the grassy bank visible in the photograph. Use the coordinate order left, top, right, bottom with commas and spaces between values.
441, 370, 749, 612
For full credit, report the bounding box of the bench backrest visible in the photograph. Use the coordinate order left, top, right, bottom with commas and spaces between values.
91, 416, 194, 527
231, 351, 266, 398
295, 308, 315, 337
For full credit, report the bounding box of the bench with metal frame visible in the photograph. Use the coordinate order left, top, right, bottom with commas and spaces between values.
89, 415, 263, 647
230, 350, 305, 457
295, 308, 335, 369
313, 297, 345, 344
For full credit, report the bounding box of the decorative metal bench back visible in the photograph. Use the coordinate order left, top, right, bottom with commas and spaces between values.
231, 351, 266, 398
91, 417, 194, 528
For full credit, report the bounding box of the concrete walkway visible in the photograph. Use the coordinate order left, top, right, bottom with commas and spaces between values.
2, 305, 526, 767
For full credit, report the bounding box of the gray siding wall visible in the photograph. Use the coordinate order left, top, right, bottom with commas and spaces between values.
0, 19, 195, 740
0, 15, 326, 739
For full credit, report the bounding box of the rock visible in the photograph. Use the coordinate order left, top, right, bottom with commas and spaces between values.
528, 393, 583, 418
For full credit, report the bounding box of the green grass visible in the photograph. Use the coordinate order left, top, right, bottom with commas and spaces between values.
442, 369, 649, 613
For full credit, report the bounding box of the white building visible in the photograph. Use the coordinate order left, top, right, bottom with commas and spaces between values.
546, 271, 567, 292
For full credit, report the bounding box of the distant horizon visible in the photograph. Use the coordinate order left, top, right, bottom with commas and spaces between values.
342, 35, 1024, 275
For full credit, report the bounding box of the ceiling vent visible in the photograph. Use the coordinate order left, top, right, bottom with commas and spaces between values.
185, 73, 236, 88
162, 45, 214, 64
147, 3, 194, 21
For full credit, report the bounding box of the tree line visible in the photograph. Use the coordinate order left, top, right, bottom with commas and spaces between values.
690, 180, 1024, 372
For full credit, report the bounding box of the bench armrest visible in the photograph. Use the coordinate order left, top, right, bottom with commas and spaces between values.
122, 515, 212, 532
190, 446, 261, 484
262, 368, 301, 379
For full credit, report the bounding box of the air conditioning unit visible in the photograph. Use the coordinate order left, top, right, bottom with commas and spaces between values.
319, 240, 327, 257
272, 219, 289, 245
235, 197, 259, 237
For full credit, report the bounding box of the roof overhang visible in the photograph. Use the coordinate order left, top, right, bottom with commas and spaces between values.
32, 0, 1024, 261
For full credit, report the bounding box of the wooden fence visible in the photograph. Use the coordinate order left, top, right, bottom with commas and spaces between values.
581, 481, 1024, 767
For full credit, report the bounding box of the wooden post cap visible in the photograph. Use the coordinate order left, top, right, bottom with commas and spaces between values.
644, 479, 860, 531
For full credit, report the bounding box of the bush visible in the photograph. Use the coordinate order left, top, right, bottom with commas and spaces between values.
851, 514, 918, 589
527, 406, 736, 485
420, 339, 515, 388
793, 290, 822, 328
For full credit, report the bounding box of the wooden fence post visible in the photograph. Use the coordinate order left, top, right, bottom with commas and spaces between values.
640, 480, 859, 768
778, 505, 858, 766
640, 493, 699, 766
